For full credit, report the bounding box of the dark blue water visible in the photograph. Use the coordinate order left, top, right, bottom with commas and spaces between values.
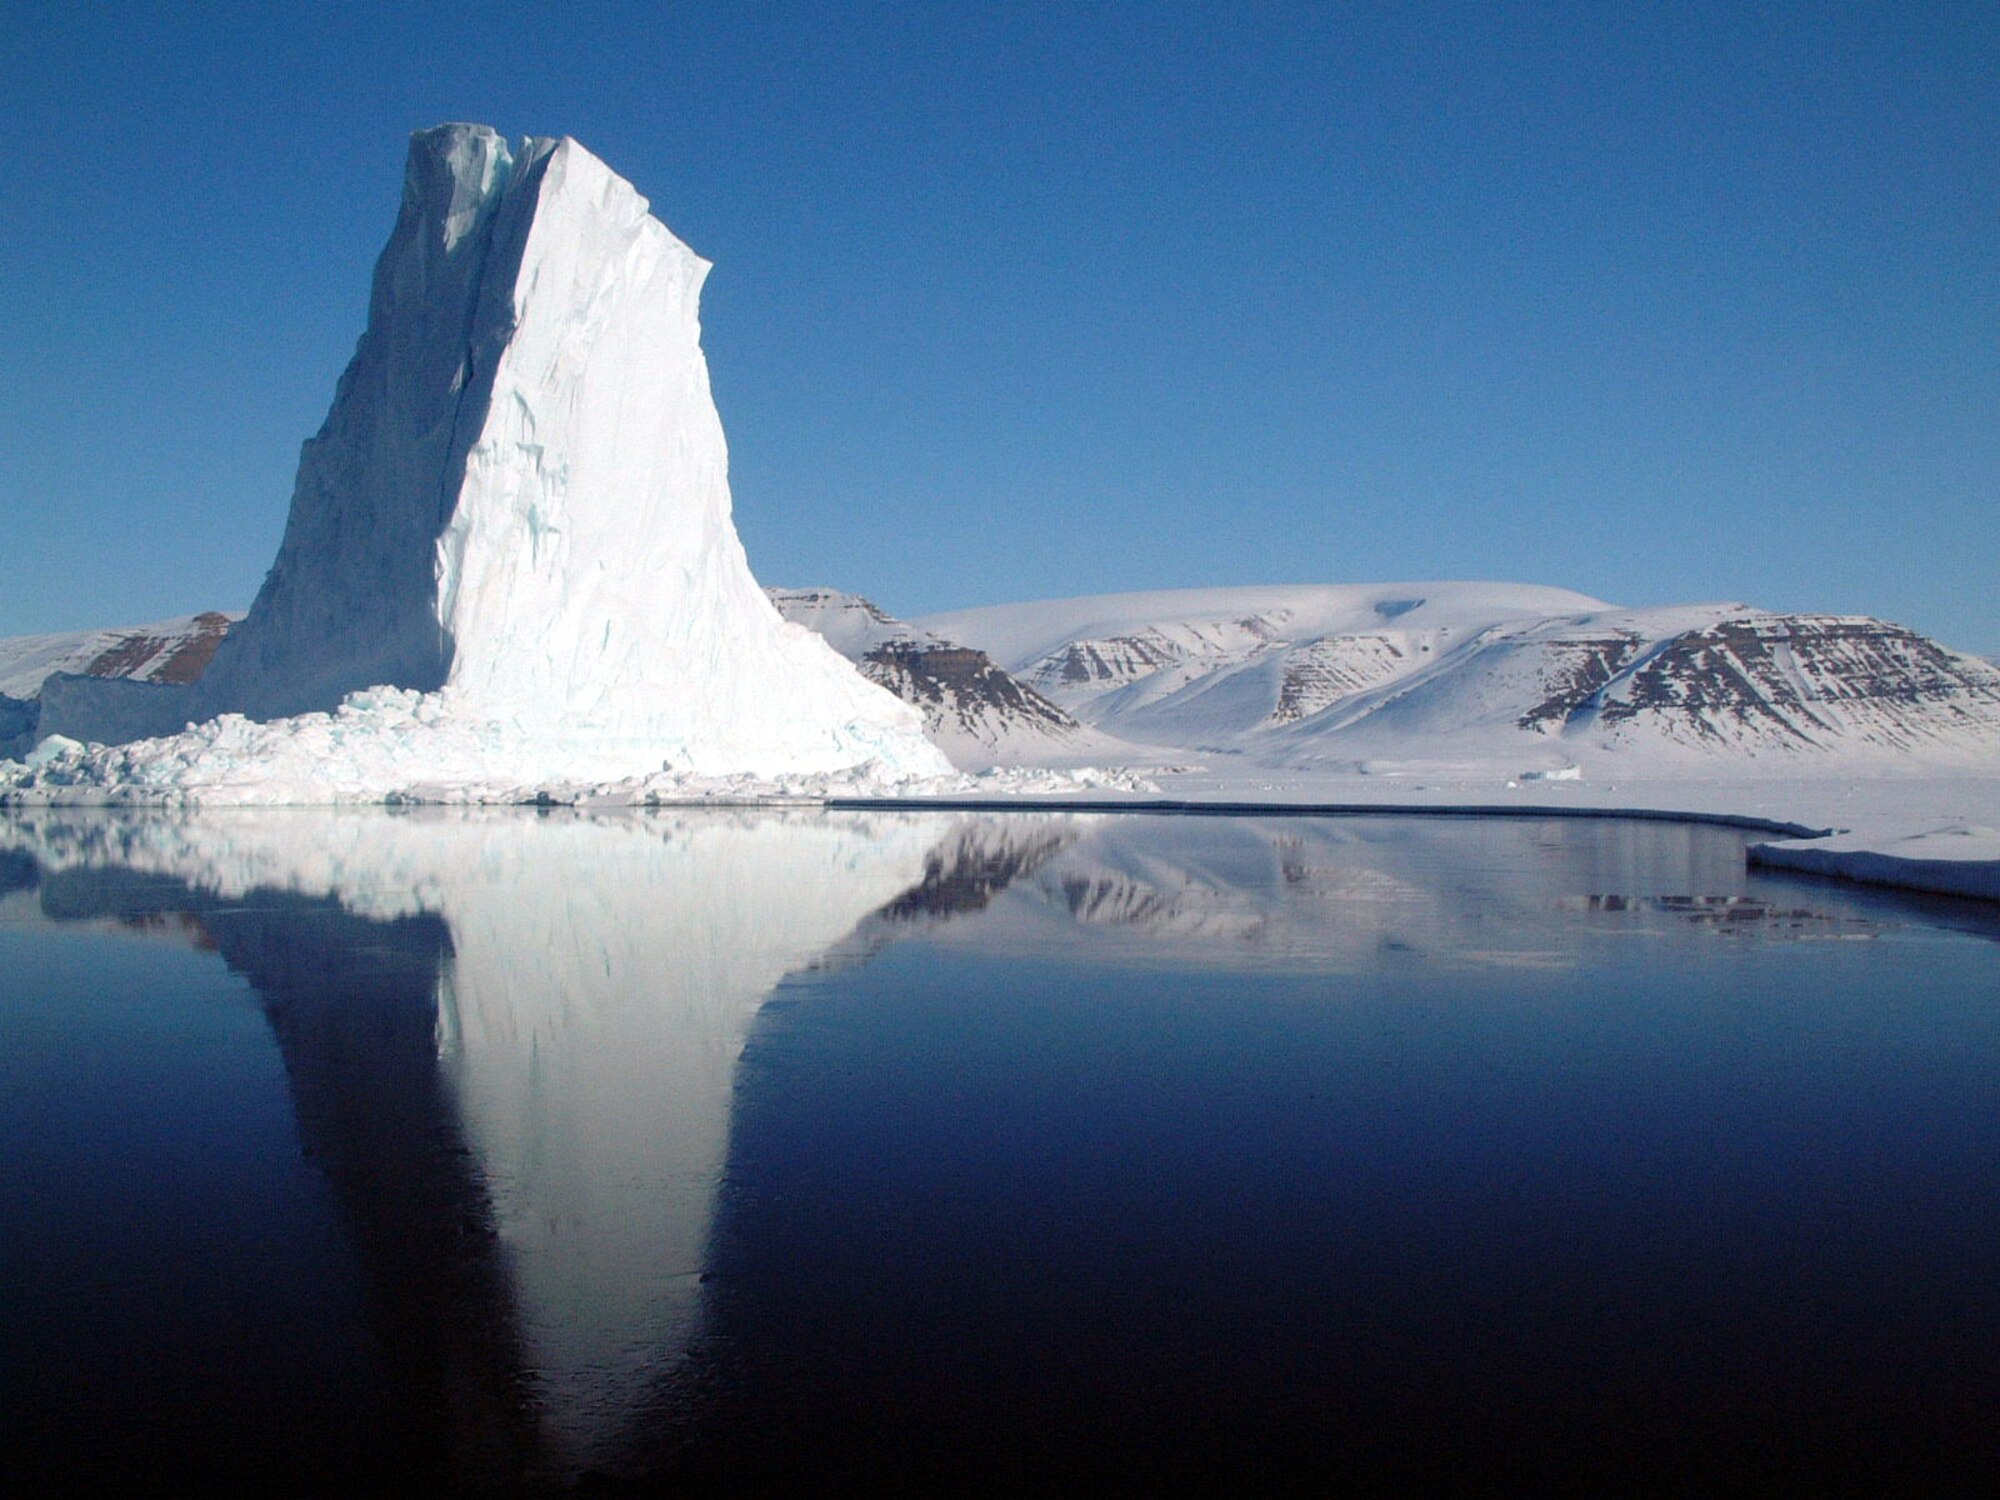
1, 902, 394, 1492
3, 810, 1997, 1494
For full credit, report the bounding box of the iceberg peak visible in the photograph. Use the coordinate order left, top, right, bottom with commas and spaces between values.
59, 124, 947, 797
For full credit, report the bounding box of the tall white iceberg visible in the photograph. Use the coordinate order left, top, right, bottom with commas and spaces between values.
168, 123, 944, 786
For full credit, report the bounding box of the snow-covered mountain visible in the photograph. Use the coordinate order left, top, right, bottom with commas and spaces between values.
921, 582, 1603, 750
0, 612, 238, 760
766, 588, 1107, 768
11, 124, 944, 799
922, 585, 2000, 772
1291, 607, 2000, 765
0, 611, 235, 700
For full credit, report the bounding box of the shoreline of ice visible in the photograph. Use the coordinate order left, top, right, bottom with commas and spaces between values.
0, 692, 1158, 809
1747, 824, 2000, 903
7, 726, 1995, 904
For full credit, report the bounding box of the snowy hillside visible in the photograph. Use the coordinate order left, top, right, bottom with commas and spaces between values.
768, 588, 1114, 769
1268, 607, 2000, 771
0, 612, 238, 760
921, 582, 1609, 702
920, 583, 1608, 747
0, 612, 235, 700
921, 586, 2000, 772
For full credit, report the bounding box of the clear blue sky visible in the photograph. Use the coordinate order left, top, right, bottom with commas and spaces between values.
3, 2, 1994, 651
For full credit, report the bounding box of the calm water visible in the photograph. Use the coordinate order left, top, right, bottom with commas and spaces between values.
3, 808, 1998, 1494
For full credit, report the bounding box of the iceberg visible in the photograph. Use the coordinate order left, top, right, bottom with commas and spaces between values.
11, 125, 945, 801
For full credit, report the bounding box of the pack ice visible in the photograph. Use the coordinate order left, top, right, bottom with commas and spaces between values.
11, 124, 946, 802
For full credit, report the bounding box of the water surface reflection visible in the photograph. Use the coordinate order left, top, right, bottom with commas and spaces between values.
4, 809, 1997, 1492
6, 806, 960, 1487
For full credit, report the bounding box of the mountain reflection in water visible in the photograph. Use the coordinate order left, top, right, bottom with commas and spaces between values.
3, 808, 1996, 1493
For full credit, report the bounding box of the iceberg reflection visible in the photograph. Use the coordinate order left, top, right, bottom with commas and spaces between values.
419, 811, 950, 1466
4, 807, 967, 1479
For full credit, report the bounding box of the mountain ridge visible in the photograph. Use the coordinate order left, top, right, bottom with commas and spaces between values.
919, 584, 2000, 771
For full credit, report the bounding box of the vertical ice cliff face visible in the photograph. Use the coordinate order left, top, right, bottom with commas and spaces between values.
190, 127, 522, 721
190, 124, 944, 783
